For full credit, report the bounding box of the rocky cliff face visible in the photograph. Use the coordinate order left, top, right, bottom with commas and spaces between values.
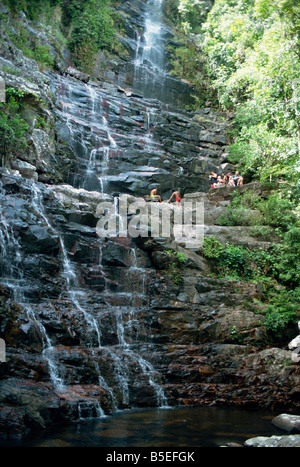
0, 0, 299, 440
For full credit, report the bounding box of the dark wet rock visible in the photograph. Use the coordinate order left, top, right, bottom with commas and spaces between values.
0, 377, 111, 440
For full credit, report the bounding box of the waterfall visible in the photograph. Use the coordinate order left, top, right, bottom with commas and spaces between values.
55, 76, 119, 193
98, 240, 168, 407
31, 182, 121, 417
98, 117, 117, 194
0, 181, 65, 390
78, 400, 106, 420
14, 35, 171, 413
31, 182, 103, 349
26, 306, 65, 390
87, 115, 117, 193
115, 308, 169, 407
133, 0, 167, 99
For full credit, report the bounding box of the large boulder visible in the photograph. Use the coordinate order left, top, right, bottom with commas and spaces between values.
65, 67, 90, 83
272, 414, 300, 434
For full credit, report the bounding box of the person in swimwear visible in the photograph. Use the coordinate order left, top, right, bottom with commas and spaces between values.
149, 188, 162, 202
168, 190, 181, 204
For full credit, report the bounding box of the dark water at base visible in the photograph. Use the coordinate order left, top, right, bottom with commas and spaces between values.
1, 406, 283, 447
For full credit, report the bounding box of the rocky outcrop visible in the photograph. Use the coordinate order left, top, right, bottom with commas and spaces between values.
65, 67, 90, 84
1, 174, 299, 440
0, 23, 76, 183
101, 0, 197, 108
0, 1, 230, 194
0, 1, 299, 443
50, 71, 230, 198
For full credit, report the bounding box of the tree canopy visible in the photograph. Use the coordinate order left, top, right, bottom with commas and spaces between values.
166, 0, 300, 185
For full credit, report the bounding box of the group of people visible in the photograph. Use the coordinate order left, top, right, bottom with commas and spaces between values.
148, 170, 243, 204
149, 188, 182, 204
209, 171, 243, 188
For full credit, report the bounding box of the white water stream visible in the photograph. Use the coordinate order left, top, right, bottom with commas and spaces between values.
0, 0, 171, 419
133, 0, 167, 98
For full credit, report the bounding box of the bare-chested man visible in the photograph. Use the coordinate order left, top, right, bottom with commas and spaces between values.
149, 188, 161, 202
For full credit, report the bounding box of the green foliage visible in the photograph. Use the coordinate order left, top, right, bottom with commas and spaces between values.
202, 236, 225, 259
264, 288, 299, 339
62, 0, 116, 71
167, 262, 183, 284
164, 0, 300, 182
6, 19, 55, 69
218, 206, 264, 227
202, 236, 249, 278
0, 87, 29, 165
221, 244, 249, 276
165, 0, 219, 107
163, 0, 181, 27
164, 0, 214, 33
202, 231, 300, 340
4, 0, 118, 74
218, 188, 297, 234
32, 44, 55, 69
249, 225, 275, 240
230, 325, 238, 342
201, 0, 300, 183
177, 0, 214, 34
230, 325, 244, 343
166, 249, 187, 263
163, 249, 187, 284
169, 41, 217, 107
4, 0, 62, 21
260, 195, 297, 231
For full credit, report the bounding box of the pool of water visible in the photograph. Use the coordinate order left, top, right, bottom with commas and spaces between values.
0, 406, 283, 447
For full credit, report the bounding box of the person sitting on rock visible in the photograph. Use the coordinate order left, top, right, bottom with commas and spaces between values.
168, 190, 181, 204
149, 188, 161, 202
224, 173, 231, 184
209, 171, 218, 186
212, 176, 226, 188
233, 171, 243, 186
237, 174, 244, 186
227, 175, 236, 187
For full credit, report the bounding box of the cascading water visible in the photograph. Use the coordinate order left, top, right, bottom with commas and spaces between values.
0, 0, 179, 430
31, 182, 102, 348
115, 0, 195, 107
54, 75, 122, 193
97, 236, 168, 407
133, 0, 167, 100
44, 73, 170, 410
32, 183, 134, 418
0, 169, 169, 421
0, 181, 65, 390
